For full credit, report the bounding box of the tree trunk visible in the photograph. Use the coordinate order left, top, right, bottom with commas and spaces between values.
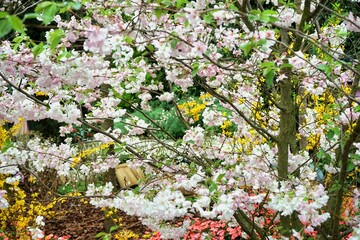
277, 75, 300, 234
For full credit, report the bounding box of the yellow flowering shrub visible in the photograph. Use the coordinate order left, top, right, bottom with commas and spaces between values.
0, 177, 59, 237
114, 229, 139, 240
72, 142, 114, 167
220, 119, 233, 137
0, 118, 24, 149
178, 93, 213, 122
305, 91, 337, 150
178, 100, 206, 122
0, 120, 61, 238
0, 122, 8, 149
35, 91, 48, 97
98, 207, 143, 240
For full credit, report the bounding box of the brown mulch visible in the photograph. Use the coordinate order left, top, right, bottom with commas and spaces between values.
44, 198, 151, 239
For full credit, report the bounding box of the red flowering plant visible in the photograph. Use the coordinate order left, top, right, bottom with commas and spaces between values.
183, 218, 242, 240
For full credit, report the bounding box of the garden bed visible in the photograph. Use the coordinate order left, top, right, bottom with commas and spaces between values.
44, 197, 150, 239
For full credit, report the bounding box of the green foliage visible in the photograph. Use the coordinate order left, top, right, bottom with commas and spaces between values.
203, 13, 215, 25
57, 181, 87, 195
47, 29, 65, 51
208, 181, 218, 193
34, 1, 82, 25
0, 12, 24, 38
8, 15, 25, 33
95, 224, 119, 240
115, 101, 187, 139
239, 38, 267, 56
248, 9, 278, 23
1, 138, 13, 153
260, 61, 278, 89
32, 43, 45, 58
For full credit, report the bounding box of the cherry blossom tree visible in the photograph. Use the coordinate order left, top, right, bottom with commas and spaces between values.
1, 0, 360, 239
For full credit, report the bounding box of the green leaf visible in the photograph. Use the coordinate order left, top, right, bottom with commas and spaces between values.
327, 129, 335, 140
303, 23, 312, 31
154, 8, 167, 18
264, 70, 275, 88
216, 173, 226, 182
170, 39, 178, 49
350, 153, 360, 160
32, 42, 45, 58
71, 2, 82, 10
317, 64, 327, 71
0, 19, 11, 38
101, 148, 109, 158
146, 44, 155, 52
317, 148, 325, 159
145, 72, 153, 82
23, 13, 41, 20
184, 19, 189, 28
162, 0, 173, 6
209, 182, 218, 193
123, 35, 133, 44
323, 112, 331, 120
1, 138, 13, 153
109, 225, 119, 232
263, 9, 278, 15
192, 62, 200, 76
286, 2, 297, 8
320, 152, 331, 164
260, 15, 271, 23
260, 61, 275, 68
267, 16, 279, 23
34, 1, 54, 13
56, 50, 73, 61
248, 14, 259, 21
47, 29, 64, 51
176, 0, 188, 8
42, 4, 58, 25
333, 126, 340, 136
249, 9, 261, 15
203, 13, 214, 24
95, 232, 106, 238
13, 35, 26, 44
354, 105, 360, 113
0, 12, 8, 19
280, 63, 294, 69
317, 64, 332, 76
189, 162, 196, 173
329, 181, 341, 192
256, 39, 267, 46
248, 9, 261, 21
347, 162, 355, 172
8, 15, 25, 33
258, 13, 278, 23
240, 41, 255, 56
229, 4, 238, 11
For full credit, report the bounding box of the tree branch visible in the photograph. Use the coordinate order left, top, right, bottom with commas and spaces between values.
332, 117, 360, 238
195, 76, 278, 143
0, 71, 49, 108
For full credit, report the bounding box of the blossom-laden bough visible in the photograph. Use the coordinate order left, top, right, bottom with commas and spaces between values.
1, 0, 360, 239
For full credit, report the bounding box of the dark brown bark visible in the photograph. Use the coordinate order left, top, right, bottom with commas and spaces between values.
331, 114, 360, 238
234, 209, 265, 239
